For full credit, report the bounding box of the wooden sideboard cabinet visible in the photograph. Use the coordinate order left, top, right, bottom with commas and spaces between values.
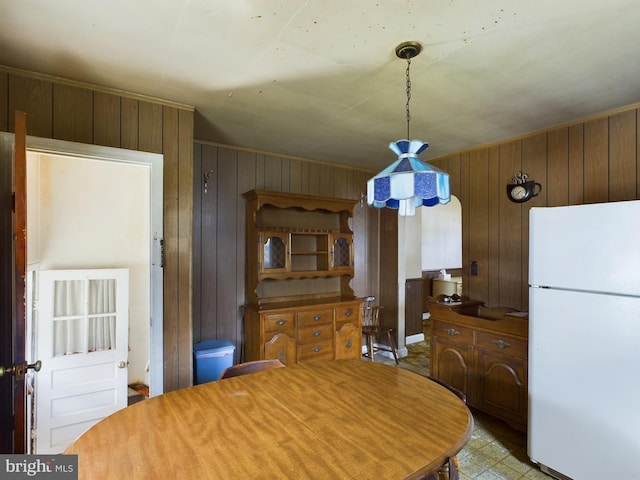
429, 300, 528, 430
244, 300, 362, 364
243, 190, 361, 364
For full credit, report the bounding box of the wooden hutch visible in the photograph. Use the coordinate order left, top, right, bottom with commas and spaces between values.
243, 190, 361, 364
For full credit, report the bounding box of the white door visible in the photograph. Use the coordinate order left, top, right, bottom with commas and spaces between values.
33, 268, 129, 454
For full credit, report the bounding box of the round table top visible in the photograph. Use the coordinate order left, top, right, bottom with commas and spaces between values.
65, 360, 473, 479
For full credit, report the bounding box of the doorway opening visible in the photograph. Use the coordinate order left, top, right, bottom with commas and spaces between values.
15, 135, 163, 452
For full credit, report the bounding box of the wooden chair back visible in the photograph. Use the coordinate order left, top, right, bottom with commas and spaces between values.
362, 296, 385, 328
218, 359, 285, 380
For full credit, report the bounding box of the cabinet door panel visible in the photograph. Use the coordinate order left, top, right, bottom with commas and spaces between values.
475, 349, 527, 426
432, 338, 472, 400
259, 232, 290, 274
330, 233, 353, 271
335, 323, 361, 360
264, 332, 296, 365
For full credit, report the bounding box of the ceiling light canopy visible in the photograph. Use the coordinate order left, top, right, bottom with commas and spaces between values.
367, 41, 450, 216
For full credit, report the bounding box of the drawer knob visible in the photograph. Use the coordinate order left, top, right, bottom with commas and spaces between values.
276, 319, 286, 326
313, 315, 321, 321
313, 330, 321, 337
444, 328, 460, 336
313, 346, 321, 352
344, 309, 353, 317
492, 339, 511, 349
346, 339, 352, 348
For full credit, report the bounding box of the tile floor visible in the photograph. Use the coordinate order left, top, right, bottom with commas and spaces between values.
459, 408, 552, 480
371, 350, 553, 480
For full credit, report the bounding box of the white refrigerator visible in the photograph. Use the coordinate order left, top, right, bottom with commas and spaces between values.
528, 200, 640, 480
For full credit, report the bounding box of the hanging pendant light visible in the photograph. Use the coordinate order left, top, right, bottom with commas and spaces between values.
367, 41, 450, 216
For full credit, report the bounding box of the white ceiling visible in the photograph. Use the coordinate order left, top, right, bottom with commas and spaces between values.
2, 1, 640, 171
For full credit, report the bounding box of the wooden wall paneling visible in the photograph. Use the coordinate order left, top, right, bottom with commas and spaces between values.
332, 166, 349, 199
281, 157, 291, 192
216, 148, 240, 347
459, 152, 470, 296
352, 202, 367, 297
53, 83, 93, 143
584, 117, 609, 204
404, 278, 423, 336
319, 164, 335, 196
120, 98, 139, 150
161, 105, 182, 389
8, 75, 53, 137
447, 154, 462, 200
2, 69, 195, 393
498, 140, 523, 309
264, 155, 284, 191
487, 146, 501, 306
547, 128, 570, 207
93, 91, 121, 147
254, 153, 265, 190
468, 149, 489, 305
175, 107, 194, 389
522, 133, 548, 311
350, 169, 370, 298
192, 143, 203, 342
568, 124, 584, 205
0, 72, 7, 132
157, 104, 195, 391
198, 145, 219, 342
368, 207, 380, 300
236, 150, 258, 361
308, 162, 321, 195
138, 102, 163, 154
379, 208, 398, 332
289, 157, 303, 193
609, 109, 636, 201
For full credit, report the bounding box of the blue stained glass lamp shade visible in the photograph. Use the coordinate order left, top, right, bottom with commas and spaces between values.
367, 139, 450, 216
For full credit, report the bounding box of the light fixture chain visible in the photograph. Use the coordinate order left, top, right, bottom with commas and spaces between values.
405, 57, 412, 139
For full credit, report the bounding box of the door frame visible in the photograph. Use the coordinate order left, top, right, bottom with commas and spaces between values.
0, 132, 164, 452
22, 135, 165, 396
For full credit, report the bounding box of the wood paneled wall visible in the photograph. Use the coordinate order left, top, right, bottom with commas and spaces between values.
0, 67, 194, 392
192, 142, 379, 360
430, 105, 640, 311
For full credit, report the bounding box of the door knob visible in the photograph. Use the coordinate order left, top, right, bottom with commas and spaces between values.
117, 361, 127, 369
0, 360, 41, 380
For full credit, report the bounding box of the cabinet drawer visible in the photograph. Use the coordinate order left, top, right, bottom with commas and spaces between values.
297, 308, 334, 328
335, 305, 359, 324
476, 332, 527, 357
297, 339, 334, 362
432, 321, 474, 344
263, 313, 295, 335
297, 323, 334, 343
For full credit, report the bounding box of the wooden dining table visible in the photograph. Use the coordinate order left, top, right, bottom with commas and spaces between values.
64, 360, 473, 479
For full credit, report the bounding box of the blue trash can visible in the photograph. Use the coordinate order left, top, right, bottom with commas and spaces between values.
193, 339, 236, 384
